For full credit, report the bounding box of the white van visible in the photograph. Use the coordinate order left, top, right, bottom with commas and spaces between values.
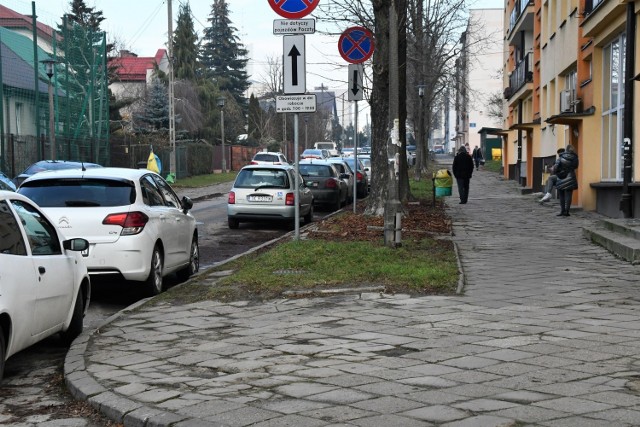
314, 142, 339, 157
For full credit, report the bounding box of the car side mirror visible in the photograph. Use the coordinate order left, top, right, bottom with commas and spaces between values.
340, 173, 349, 179
181, 196, 193, 213
63, 238, 89, 252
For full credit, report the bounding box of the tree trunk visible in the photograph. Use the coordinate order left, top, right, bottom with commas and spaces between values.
366, 0, 392, 216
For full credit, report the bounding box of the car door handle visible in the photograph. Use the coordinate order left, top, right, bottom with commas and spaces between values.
38, 266, 46, 274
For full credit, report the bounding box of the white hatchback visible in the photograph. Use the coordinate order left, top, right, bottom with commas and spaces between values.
0, 190, 91, 381
17, 168, 199, 296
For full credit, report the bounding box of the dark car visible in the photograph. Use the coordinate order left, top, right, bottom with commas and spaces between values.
299, 160, 348, 211
342, 157, 369, 198
13, 160, 102, 187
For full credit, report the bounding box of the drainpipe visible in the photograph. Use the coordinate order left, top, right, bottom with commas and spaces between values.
620, 2, 635, 218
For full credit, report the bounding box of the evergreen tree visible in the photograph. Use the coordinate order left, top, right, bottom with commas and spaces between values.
135, 79, 169, 132
66, 0, 105, 30
200, 0, 250, 107
173, 2, 199, 81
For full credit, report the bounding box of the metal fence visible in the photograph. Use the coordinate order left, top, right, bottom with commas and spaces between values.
0, 2, 109, 176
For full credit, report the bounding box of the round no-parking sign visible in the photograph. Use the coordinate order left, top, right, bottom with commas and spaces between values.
338, 26, 375, 64
268, 0, 320, 19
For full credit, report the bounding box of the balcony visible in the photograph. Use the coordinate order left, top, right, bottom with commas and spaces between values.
508, 52, 533, 97
509, 0, 533, 35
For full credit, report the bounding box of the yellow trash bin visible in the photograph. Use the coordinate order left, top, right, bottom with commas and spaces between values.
434, 169, 453, 197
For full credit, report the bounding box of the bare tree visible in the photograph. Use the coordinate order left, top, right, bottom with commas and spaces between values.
406, 0, 474, 182
174, 80, 203, 135
258, 55, 284, 99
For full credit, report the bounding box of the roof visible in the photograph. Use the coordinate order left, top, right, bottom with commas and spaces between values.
0, 35, 49, 95
109, 49, 167, 82
0, 4, 57, 43
21, 166, 156, 184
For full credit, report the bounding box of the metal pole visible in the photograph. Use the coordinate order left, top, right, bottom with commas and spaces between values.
620, 2, 635, 218
168, 0, 176, 178
48, 80, 55, 159
221, 108, 226, 172
353, 100, 358, 212
294, 113, 300, 240
31, 2, 42, 159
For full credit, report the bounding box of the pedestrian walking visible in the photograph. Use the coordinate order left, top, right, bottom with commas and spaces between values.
539, 147, 566, 203
452, 145, 474, 204
472, 146, 484, 171
554, 144, 579, 216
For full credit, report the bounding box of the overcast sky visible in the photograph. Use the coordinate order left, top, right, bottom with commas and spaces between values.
25, 0, 504, 91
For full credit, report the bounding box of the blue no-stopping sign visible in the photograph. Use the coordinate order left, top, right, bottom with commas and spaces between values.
268, 0, 320, 19
338, 26, 375, 64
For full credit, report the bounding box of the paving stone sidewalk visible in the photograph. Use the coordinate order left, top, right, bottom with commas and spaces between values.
66, 166, 640, 426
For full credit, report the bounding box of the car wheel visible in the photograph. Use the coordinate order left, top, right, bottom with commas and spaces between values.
177, 236, 199, 281
228, 217, 239, 229
0, 331, 5, 381
144, 245, 163, 296
60, 289, 84, 346
303, 203, 314, 224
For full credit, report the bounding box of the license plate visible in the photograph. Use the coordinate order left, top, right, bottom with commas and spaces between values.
249, 195, 272, 202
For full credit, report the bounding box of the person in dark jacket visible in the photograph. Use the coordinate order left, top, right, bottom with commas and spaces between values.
472, 146, 484, 171
554, 144, 579, 216
452, 145, 474, 204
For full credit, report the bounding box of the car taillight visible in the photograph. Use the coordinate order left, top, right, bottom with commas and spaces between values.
228, 191, 236, 204
326, 178, 338, 188
285, 192, 295, 206
102, 211, 149, 236
356, 172, 364, 181
250, 161, 258, 165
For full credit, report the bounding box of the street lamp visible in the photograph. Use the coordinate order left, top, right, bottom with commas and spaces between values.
41, 58, 57, 160
217, 96, 226, 173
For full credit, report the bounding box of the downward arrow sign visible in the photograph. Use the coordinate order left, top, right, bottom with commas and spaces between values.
288, 45, 301, 86
351, 68, 360, 96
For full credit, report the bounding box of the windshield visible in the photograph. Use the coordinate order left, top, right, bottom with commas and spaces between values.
234, 169, 290, 189
18, 179, 134, 207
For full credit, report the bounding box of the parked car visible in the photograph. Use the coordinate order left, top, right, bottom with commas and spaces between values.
300, 148, 329, 160
250, 151, 289, 165
327, 158, 354, 200
17, 167, 198, 296
313, 142, 339, 157
432, 144, 445, 154
13, 160, 102, 187
227, 164, 314, 229
0, 190, 91, 381
299, 159, 348, 211
0, 171, 15, 191
342, 157, 370, 198
341, 148, 355, 157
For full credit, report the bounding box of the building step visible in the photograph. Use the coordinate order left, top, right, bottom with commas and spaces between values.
582, 219, 640, 264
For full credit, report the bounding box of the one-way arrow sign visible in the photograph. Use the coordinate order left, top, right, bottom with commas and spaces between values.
284, 35, 306, 94
348, 64, 363, 101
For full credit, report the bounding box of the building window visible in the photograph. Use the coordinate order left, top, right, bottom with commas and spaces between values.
601, 34, 625, 181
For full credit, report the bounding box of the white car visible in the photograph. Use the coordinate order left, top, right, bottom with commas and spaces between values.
0, 190, 91, 381
227, 164, 314, 229
17, 168, 199, 296
250, 151, 289, 165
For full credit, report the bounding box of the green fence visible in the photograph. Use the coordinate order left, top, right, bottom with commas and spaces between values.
0, 2, 109, 177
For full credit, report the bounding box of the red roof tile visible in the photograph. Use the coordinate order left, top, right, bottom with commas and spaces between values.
0, 4, 56, 41
110, 49, 167, 82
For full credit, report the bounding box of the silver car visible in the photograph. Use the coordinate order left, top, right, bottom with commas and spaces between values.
227, 164, 314, 229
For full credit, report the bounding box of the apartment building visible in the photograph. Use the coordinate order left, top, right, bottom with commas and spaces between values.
503, 0, 639, 218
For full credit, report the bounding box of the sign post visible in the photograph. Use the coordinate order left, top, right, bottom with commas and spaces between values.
269, 0, 319, 240
339, 27, 374, 212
